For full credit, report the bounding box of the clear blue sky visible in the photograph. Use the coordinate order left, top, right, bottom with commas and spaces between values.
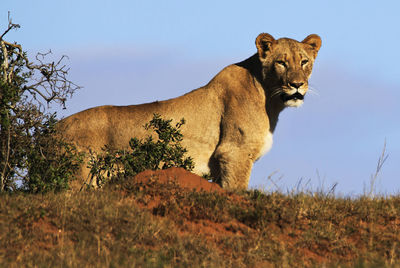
3, 1, 400, 195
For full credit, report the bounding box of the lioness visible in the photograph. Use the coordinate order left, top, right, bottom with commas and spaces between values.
60, 33, 321, 190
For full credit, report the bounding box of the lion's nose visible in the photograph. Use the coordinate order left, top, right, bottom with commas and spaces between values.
289, 82, 304, 89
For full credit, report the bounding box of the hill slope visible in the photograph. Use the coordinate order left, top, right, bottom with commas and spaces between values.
1, 168, 400, 267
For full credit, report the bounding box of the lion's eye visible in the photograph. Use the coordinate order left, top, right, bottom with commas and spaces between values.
276, 61, 286, 67
301, 59, 309, 66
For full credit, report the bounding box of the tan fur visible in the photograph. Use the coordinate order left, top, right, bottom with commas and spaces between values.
59, 33, 321, 190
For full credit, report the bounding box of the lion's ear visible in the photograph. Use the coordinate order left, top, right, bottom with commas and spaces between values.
256, 33, 276, 59
302, 34, 322, 57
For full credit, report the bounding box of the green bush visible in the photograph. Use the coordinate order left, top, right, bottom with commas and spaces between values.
24, 114, 83, 193
88, 114, 194, 187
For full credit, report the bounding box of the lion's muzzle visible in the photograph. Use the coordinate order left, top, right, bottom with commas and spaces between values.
281, 91, 304, 102
280, 91, 305, 107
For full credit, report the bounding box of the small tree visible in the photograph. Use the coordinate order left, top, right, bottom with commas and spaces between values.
0, 13, 82, 192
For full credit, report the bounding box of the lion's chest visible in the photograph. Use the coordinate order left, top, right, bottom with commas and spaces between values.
258, 131, 273, 159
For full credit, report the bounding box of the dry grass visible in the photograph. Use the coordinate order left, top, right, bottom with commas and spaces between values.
1, 175, 400, 267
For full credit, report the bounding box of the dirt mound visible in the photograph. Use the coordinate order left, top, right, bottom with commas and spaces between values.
134, 167, 224, 193
130, 167, 252, 241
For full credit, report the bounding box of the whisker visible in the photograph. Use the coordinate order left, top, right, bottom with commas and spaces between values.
270, 91, 281, 98
269, 87, 283, 98
307, 86, 320, 96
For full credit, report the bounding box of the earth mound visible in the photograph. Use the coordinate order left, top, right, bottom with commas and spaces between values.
133, 167, 223, 193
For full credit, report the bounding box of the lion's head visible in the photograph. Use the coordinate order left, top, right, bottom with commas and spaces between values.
256, 33, 321, 107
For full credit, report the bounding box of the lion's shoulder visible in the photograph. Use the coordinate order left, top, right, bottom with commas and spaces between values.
208, 61, 257, 88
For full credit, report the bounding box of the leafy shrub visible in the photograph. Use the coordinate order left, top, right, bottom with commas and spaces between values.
24, 114, 83, 193
88, 114, 194, 187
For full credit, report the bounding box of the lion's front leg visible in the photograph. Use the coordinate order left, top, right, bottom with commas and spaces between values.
212, 144, 254, 190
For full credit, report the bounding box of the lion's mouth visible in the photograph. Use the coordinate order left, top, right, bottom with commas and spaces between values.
281, 92, 304, 102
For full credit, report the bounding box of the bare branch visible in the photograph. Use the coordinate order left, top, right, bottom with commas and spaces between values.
0, 40, 9, 82
1, 40, 23, 83
1, 19, 81, 108
0, 12, 20, 40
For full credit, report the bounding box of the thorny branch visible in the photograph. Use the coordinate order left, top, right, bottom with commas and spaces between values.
0, 12, 20, 40
1, 13, 81, 108
23, 50, 81, 108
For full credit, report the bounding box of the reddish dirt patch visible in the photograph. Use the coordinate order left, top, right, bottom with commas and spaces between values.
32, 217, 59, 235
131, 168, 252, 240
134, 167, 224, 194
31, 217, 62, 250
179, 219, 254, 239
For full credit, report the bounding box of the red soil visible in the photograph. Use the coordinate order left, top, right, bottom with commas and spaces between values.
134, 167, 224, 194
